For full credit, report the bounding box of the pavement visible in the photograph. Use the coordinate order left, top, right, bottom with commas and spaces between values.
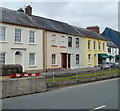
41, 67, 100, 76
2, 78, 119, 110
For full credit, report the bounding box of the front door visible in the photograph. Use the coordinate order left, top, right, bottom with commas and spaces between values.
61, 53, 67, 68
68, 54, 71, 68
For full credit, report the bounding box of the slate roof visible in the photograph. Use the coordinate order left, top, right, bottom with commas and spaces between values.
71, 25, 106, 40
0, 7, 106, 41
0, 7, 83, 36
100, 34, 118, 48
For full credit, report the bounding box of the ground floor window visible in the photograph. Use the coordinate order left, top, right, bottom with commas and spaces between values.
76, 54, 79, 64
88, 54, 91, 64
0, 53, 5, 65
52, 54, 57, 65
29, 53, 36, 66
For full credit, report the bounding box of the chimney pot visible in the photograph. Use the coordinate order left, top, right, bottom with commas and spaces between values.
25, 5, 32, 16
87, 26, 100, 34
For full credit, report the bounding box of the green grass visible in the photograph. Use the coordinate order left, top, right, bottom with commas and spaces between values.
46, 68, 119, 84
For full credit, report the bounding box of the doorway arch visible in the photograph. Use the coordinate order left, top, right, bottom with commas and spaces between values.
15, 51, 22, 65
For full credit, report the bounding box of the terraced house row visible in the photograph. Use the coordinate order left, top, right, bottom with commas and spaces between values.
0, 6, 108, 72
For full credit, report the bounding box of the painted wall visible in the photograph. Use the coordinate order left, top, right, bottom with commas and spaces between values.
0, 23, 43, 72
106, 46, 119, 63
44, 31, 84, 70
84, 37, 107, 67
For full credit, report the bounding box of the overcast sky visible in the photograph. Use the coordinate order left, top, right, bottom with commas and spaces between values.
1, 1, 119, 33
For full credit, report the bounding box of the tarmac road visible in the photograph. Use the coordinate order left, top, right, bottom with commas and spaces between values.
2, 78, 119, 110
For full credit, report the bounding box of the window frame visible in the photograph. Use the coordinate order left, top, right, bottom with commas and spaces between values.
0, 53, 6, 65
88, 40, 91, 50
51, 54, 57, 65
15, 28, 22, 43
76, 54, 79, 64
98, 42, 101, 50
60, 35, 66, 47
68, 37, 72, 47
29, 53, 36, 66
88, 54, 91, 64
51, 34, 57, 46
76, 38, 79, 48
0, 26, 7, 42
93, 41, 96, 50
29, 30, 36, 44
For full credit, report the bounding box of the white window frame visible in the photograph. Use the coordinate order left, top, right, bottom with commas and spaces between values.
0, 26, 7, 42
29, 53, 36, 66
76, 54, 79, 64
88, 54, 91, 64
98, 42, 101, 50
103, 42, 105, 50
76, 38, 79, 48
29, 30, 36, 44
88, 40, 91, 49
93, 41, 96, 50
68, 37, 72, 47
0, 52, 6, 65
51, 54, 57, 65
51, 34, 57, 46
61, 35, 66, 47
15, 28, 22, 43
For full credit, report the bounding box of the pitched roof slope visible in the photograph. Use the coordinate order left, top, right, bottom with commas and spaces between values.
0, 7, 83, 36
101, 34, 118, 48
71, 25, 106, 40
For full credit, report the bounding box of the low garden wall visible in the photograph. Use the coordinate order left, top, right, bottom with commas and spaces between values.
0, 76, 46, 99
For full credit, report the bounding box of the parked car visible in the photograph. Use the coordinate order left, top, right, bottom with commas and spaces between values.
100, 62, 111, 69
109, 62, 116, 68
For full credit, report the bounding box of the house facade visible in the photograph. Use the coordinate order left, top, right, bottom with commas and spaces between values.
101, 35, 119, 63
44, 31, 84, 70
72, 26, 107, 67
0, 7, 44, 72
102, 27, 120, 62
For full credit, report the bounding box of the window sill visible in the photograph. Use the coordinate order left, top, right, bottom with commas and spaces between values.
51, 65, 58, 67
14, 42, 23, 44
60, 46, 66, 48
29, 65, 37, 68
29, 43, 36, 45
0, 41, 7, 43
51, 45, 57, 47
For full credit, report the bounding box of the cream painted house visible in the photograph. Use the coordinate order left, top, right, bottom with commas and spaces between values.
0, 7, 44, 72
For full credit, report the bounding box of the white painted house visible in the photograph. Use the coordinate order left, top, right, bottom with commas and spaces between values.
102, 35, 119, 63
0, 6, 44, 72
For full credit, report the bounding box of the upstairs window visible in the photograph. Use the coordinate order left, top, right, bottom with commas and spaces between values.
0, 53, 5, 65
15, 28, 22, 43
51, 34, 57, 46
76, 38, 79, 48
61, 36, 66, 46
103, 42, 105, 50
0, 26, 7, 42
68, 37, 72, 47
76, 54, 79, 64
88, 40, 91, 49
93, 41, 96, 50
98, 42, 101, 50
29, 31, 36, 44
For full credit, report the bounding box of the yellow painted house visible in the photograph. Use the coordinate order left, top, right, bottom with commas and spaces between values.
72, 26, 107, 67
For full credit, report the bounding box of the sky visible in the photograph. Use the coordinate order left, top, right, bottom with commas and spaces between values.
0, 0, 119, 33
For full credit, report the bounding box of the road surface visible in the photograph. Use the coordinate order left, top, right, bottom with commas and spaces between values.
2, 78, 119, 110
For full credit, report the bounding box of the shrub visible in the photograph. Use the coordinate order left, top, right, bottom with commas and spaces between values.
0, 64, 23, 76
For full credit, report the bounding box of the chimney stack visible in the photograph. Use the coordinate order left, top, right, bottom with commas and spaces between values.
87, 26, 100, 34
17, 8, 24, 13
25, 5, 32, 16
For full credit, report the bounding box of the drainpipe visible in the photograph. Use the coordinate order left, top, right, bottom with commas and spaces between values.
43, 29, 47, 72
